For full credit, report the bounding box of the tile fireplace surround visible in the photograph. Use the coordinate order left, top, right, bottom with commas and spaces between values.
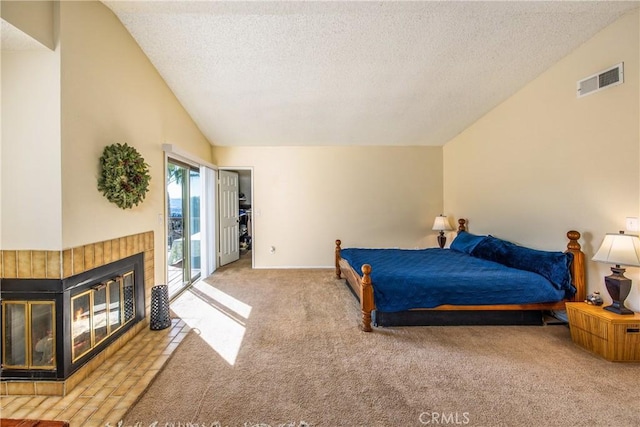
0, 231, 154, 396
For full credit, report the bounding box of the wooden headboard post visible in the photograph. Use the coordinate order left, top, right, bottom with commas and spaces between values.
457, 218, 467, 234
360, 264, 374, 332
335, 239, 342, 279
566, 230, 586, 303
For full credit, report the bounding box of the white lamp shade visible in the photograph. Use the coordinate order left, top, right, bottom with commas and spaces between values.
592, 233, 640, 267
432, 215, 452, 231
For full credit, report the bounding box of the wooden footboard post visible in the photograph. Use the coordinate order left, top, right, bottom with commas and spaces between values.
566, 230, 586, 303
361, 264, 374, 332
335, 240, 342, 279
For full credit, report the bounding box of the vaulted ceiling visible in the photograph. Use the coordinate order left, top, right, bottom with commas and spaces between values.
102, 1, 637, 147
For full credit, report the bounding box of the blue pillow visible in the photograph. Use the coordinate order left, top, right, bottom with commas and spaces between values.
471, 235, 573, 291
450, 231, 487, 254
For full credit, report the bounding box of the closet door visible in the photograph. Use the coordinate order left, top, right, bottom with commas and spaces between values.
219, 170, 240, 266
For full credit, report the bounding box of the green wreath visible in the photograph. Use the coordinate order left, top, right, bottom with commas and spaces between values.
97, 143, 151, 209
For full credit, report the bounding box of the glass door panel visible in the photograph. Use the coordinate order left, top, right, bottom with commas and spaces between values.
167, 160, 201, 298
2, 301, 56, 369
168, 161, 187, 298
2, 302, 27, 367
72, 292, 92, 360
189, 168, 201, 282
108, 279, 122, 333
93, 286, 108, 344
31, 303, 55, 368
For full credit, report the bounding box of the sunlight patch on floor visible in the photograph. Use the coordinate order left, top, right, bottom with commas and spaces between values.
171, 280, 251, 365
193, 279, 252, 318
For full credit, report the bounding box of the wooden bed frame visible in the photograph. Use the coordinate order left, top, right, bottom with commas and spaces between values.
335, 219, 586, 332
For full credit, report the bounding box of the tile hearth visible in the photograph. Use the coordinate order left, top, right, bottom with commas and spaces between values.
0, 319, 188, 426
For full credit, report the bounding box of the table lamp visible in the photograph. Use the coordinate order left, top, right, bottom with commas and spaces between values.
592, 231, 640, 315
432, 215, 452, 249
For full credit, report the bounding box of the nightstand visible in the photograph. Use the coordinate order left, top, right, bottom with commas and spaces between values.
566, 302, 640, 362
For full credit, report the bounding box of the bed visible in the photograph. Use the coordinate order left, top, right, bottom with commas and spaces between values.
335, 219, 586, 331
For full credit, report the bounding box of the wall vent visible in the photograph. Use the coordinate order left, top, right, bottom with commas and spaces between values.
577, 63, 624, 98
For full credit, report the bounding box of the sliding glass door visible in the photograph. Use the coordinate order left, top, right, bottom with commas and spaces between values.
167, 160, 201, 298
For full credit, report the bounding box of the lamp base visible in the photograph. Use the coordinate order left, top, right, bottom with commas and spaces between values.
437, 232, 446, 249
603, 267, 634, 315
603, 304, 634, 315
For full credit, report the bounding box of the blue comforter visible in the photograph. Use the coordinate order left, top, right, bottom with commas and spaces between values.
340, 248, 567, 312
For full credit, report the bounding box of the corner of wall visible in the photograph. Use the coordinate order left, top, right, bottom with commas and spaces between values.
0, 0, 56, 50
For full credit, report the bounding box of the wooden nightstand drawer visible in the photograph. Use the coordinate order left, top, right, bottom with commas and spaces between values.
612, 324, 640, 361
566, 302, 640, 362
568, 326, 609, 357
567, 308, 608, 339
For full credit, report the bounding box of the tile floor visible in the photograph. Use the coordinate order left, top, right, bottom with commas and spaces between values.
0, 318, 189, 427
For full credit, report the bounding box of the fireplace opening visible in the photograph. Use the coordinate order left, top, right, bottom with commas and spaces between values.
70, 270, 135, 362
1, 253, 145, 381
2, 301, 56, 370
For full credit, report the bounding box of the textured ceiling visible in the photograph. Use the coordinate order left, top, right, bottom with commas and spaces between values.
104, 1, 638, 147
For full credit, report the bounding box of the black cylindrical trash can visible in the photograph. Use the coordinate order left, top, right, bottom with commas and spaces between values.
150, 284, 171, 330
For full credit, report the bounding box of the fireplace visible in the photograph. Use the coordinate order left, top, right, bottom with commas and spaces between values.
1, 253, 145, 381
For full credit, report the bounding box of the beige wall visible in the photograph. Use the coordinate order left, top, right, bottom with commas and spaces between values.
443, 10, 640, 311
0, 1, 212, 289
214, 146, 444, 268
1, 48, 62, 250
58, 0, 212, 285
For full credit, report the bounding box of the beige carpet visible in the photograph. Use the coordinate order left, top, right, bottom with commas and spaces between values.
124, 258, 640, 426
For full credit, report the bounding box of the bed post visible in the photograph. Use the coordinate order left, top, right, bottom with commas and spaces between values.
335, 240, 342, 279
361, 264, 374, 332
457, 218, 467, 234
566, 230, 586, 303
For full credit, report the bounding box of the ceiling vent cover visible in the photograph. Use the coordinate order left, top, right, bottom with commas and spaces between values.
577, 63, 624, 98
